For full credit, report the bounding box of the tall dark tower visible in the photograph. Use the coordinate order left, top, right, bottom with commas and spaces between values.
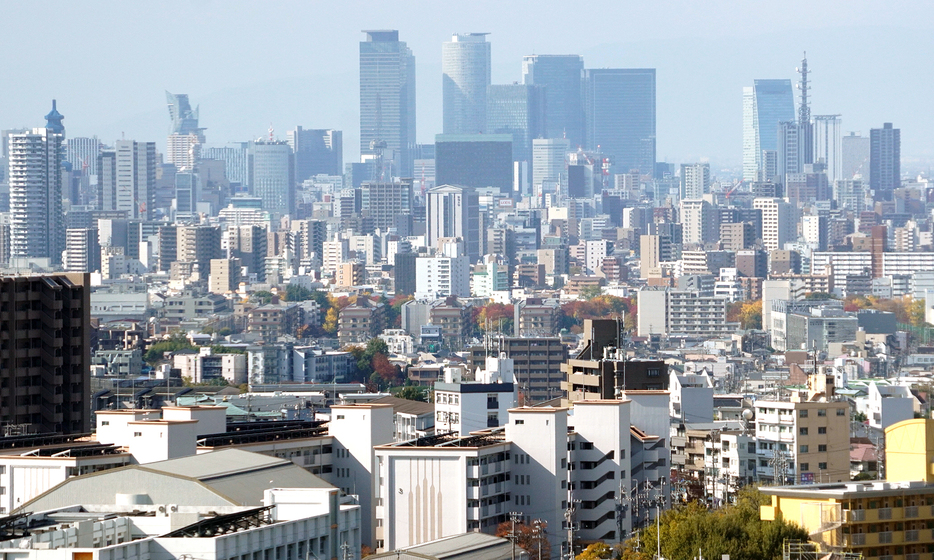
796, 52, 814, 166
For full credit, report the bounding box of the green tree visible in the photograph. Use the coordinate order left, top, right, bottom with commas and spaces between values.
395, 385, 427, 402
578, 285, 603, 301
144, 334, 196, 365
251, 290, 274, 305
619, 487, 807, 560
285, 284, 314, 302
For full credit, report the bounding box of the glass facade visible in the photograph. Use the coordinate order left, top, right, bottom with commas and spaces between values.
742, 79, 795, 181
487, 84, 545, 163
522, 55, 584, 150
583, 68, 656, 176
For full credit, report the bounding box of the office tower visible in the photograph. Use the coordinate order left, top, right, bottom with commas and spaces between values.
522, 54, 585, 149
360, 30, 416, 177
442, 33, 491, 135
248, 141, 293, 215
64, 228, 101, 273
174, 171, 199, 220
680, 199, 717, 245
8, 102, 66, 268
228, 224, 268, 280
65, 137, 100, 176
96, 140, 157, 220
742, 80, 795, 181
813, 115, 842, 183
360, 180, 413, 231
287, 127, 342, 181
754, 197, 795, 252
777, 120, 804, 179
532, 138, 569, 197
583, 68, 656, 176
487, 84, 545, 163
870, 123, 900, 201
426, 185, 480, 263
202, 143, 250, 189
841, 132, 870, 180
165, 91, 205, 170
0, 273, 91, 434
680, 163, 710, 200
567, 151, 605, 199
434, 134, 513, 194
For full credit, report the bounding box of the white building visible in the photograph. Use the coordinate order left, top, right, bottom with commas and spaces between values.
754, 197, 795, 252
680, 199, 716, 245
636, 287, 738, 338
856, 382, 915, 430
442, 33, 491, 135
532, 138, 569, 196
378, 329, 415, 355
434, 356, 517, 436
680, 163, 710, 200
415, 243, 470, 300
669, 371, 714, 423
173, 347, 247, 385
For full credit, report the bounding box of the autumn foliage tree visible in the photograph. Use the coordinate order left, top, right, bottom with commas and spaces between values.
495, 520, 550, 560
559, 295, 634, 334
728, 300, 762, 330
475, 302, 515, 334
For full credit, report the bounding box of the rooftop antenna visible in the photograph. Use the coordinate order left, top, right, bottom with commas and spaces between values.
796, 52, 810, 124
268, 124, 274, 142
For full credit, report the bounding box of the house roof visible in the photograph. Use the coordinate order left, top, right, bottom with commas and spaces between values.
371, 395, 434, 416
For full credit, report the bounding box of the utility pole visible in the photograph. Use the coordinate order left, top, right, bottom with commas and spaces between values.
340, 541, 351, 560
508, 511, 521, 560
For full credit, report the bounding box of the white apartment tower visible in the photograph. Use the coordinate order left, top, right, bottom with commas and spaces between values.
8, 102, 66, 267
754, 197, 795, 251
680, 162, 710, 200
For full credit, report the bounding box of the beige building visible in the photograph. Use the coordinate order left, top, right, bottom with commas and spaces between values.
209, 257, 241, 294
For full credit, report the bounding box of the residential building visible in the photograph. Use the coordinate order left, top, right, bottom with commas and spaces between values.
209, 257, 241, 294
173, 346, 247, 384
680, 199, 717, 245
64, 227, 101, 273
813, 115, 842, 183
338, 298, 388, 346
469, 337, 568, 403
434, 355, 517, 435
636, 287, 739, 338
855, 382, 914, 431
427, 185, 480, 262
442, 33, 491, 135
360, 180, 414, 231
176, 224, 222, 274
248, 301, 303, 341
680, 163, 710, 200
754, 197, 795, 252
514, 298, 560, 337
97, 140, 157, 220
841, 132, 870, 180
0, 273, 91, 435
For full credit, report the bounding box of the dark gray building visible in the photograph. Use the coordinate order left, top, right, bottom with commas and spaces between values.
870, 122, 900, 201
521, 54, 585, 149
288, 127, 342, 180
435, 134, 513, 194
583, 68, 656, 176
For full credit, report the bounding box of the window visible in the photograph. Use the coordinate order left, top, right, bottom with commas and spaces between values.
336, 415, 345, 420
819, 462, 828, 470
818, 445, 827, 452
101, 421, 110, 426
133, 432, 142, 437
800, 463, 809, 471
818, 427, 827, 434
836, 409, 846, 416
799, 428, 809, 435
515, 419, 524, 425
647, 368, 660, 377
800, 445, 809, 453
799, 410, 808, 418
818, 409, 827, 417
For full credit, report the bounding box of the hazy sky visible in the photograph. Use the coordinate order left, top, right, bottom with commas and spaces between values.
2, 1, 932, 173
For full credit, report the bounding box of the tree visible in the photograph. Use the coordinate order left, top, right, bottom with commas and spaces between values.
909, 297, 927, 327
495, 520, 550, 560
738, 300, 762, 330
618, 487, 807, 560
395, 385, 427, 402
476, 302, 515, 334
144, 334, 196, 365
576, 543, 613, 560
579, 285, 604, 301
323, 307, 339, 334
285, 284, 314, 302
251, 290, 274, 305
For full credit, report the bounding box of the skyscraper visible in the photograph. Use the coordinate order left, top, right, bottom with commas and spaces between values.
97, 140, 157, 220
287, 127, 342, 181
8, 101, 66, 267
813, 115, 842, 183
487, 84, 545, 163
583, 68, 656, 176
248, 141, 293, 215
360, 30, 416, 177
65, 137, 101, 176
742, 80, 795, 181
532, 138, 569, 197
522, 55, 585, 149
442, 33, 491, 135
360, 179, 414, 232
870, 122, 900, 201
841, 132, 870, 180
165, 92, 205, 171
680, 163, 711, 200
426, 185, 480, 263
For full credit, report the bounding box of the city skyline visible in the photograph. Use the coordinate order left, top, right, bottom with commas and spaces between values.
2, 2, 933, 172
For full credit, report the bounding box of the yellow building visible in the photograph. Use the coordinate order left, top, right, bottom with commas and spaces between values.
761, 418, 934, 560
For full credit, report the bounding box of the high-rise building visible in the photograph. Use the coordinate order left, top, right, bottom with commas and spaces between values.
64, 228, 101, 273
174, 171, 199, 221
227, 224, 268, 281
754, 197, 796, 252
426, 185, 480, 263
841, 132, 870, 180
8, 102, 66, 268
813, 115, 842, 183
742, 80, 795, 181
360, 30, 416, 178
201, 143, 250, 189
870, 122, 900, 201
248, 141, 293, 215
97, 140, 157, 220
680, 163, 710, 200
521, 54, 585, 149
486, 84, 545, 164
287, 127, 342, 181
442, 33, 491, 135
165, 92, 205, 171
583, 68, 656, 176
532, 138, 569, 197
0, 273, 91, 435
680, 199, 717, 246
777, 120, 804, 180
434, 134, 513, 194
65, 137, 101, 176
176, 225, 222, 274
360, 180, 413, 232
